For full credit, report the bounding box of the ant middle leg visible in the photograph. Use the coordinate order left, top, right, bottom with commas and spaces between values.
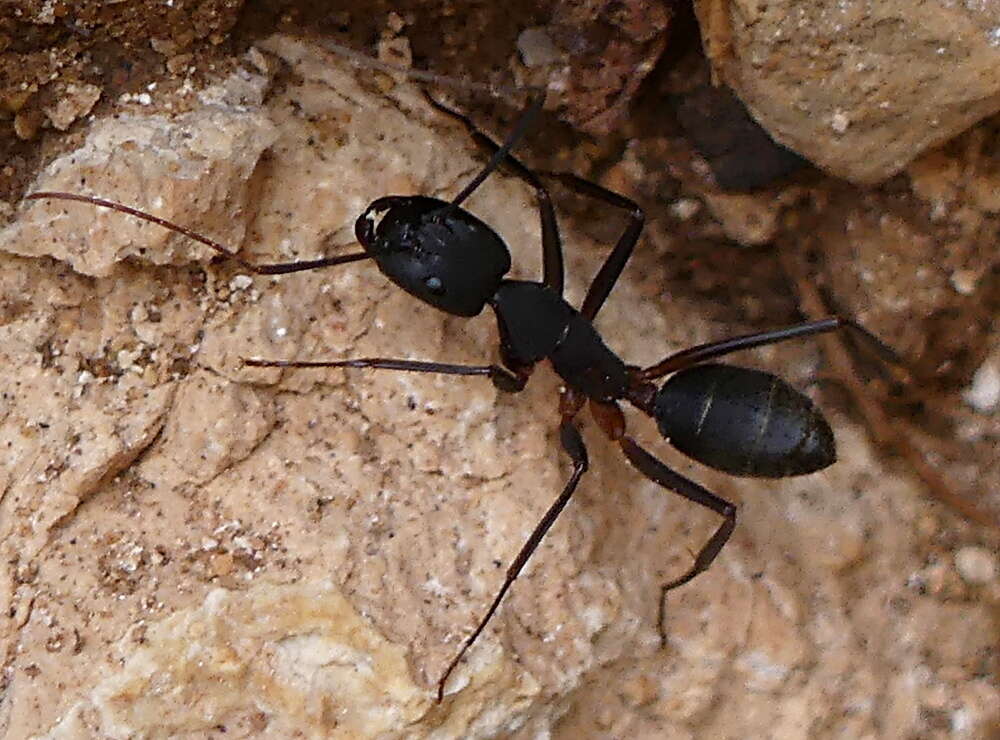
617, 436, 737, 645
539, 172, 645, 322
436, 390, 589, 701
244, 356, 531, 393
637, 316, 902, 381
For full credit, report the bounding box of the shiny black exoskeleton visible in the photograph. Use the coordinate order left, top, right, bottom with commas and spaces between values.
26, 96, 895, 704
654, 363, 835, 478
355, 195, 510, 316
351, 191, 838, 480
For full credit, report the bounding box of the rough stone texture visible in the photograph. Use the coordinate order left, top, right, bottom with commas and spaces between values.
1, 36, 998, 739
694, 0, 1000, 184
0, 63, 277, 276
534, 0, 672, 135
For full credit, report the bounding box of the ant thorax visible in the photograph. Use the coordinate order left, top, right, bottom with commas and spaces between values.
491, 280, 628, 402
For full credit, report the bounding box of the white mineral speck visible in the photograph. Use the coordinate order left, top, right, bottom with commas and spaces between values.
954, 546, 996, 584
831, 111, 850, 133
670, 198, 701, 220
229, 274, 253, 291
962, 359, 999, 412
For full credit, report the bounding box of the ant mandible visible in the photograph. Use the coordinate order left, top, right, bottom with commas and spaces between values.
27, 92, 898, 703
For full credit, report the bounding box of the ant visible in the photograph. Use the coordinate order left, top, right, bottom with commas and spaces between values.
26, 90, 899, 703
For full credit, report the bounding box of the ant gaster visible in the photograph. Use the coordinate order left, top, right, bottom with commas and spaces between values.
27, 93, 898, 703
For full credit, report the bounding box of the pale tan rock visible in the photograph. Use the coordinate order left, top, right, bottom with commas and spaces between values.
1, 34, 997, 740
42, 82, 103, 131
152, 370, 275, 484
3, 62, 277, 276
34, 581, 539, 738
695, 0, 1000, 183
700, 190, 782, 246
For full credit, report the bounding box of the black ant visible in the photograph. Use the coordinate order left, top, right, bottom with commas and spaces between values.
26, 91, 899, 703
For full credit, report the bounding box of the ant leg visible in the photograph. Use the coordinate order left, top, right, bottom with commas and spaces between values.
424, 95, 564, 296
445, 95, 545, 211
540, 173, 645, 322
638, 317, 901, 381
618, 436, 736, 644
25, 192, 370, 275
428, 101, 648, 312
437, 405, 589, 701
244, 356, 531, 393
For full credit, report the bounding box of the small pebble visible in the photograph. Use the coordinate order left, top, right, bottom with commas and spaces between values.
517, 27, 561, 67
117, 348, 139, 371
229, 274, 253, 291
954, 546, 996, 585
950, 269, 978, 295
210, 552, 235, 577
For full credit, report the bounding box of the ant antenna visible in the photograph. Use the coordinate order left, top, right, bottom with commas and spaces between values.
26, 42, 545, 276
321, 38, 546, 209
320, 39, 536, 101
22, 192, 370, 275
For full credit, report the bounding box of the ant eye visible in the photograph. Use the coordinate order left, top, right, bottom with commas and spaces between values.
425, 275, 445, 295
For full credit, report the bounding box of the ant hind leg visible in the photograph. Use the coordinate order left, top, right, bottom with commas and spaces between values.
617, 436, 736, 645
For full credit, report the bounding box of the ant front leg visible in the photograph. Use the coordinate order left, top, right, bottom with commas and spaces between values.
426, 98, 647, 313
424, 95, 565, 295
617, 436, 736, 645
25, 192, 370, 276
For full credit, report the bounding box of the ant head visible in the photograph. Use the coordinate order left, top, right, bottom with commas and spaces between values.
355, 195, 511, 317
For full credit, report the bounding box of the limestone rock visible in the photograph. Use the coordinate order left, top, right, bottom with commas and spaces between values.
695, 0, 1000, 183
1, 34, 996, 740
2, 61, 276, 276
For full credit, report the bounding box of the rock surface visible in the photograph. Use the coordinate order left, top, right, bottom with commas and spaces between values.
536, 0, 672, 135
695, 0, 1000, 183
1, 35, 997, 739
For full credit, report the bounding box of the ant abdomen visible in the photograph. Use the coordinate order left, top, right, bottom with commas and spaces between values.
654, 363, 836, 478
